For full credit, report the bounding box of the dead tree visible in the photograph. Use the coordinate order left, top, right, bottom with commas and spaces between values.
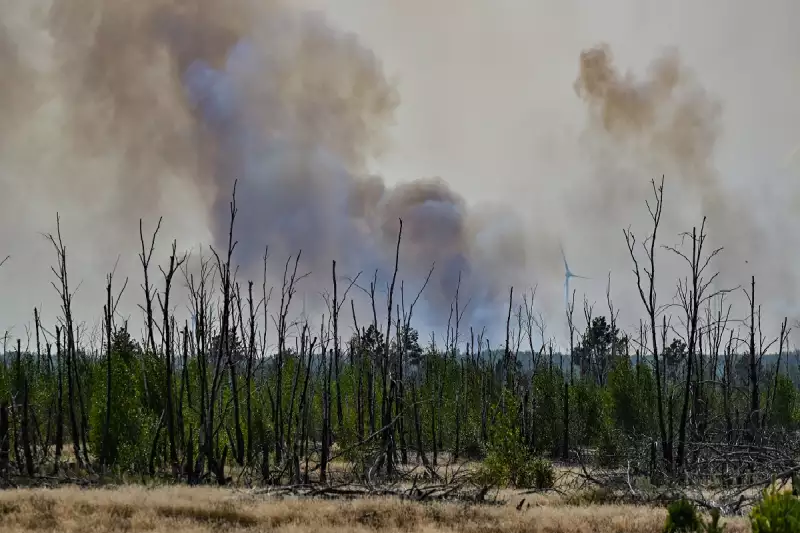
245, 281, 257, 465
46, 214, 84, 469
139, 218, 162, 357
320, 333, 331, 484
765, 318, 790, 428
273, 252, 305, 468
184, 251, 214, 479
664, 218, 723, 469
100, 261, 128, 469
159, 241, 187, 476
381, 219, 402, 478
746, 276, 759, 437
205, 184, 244, 480
52, 327, 63, 475
332, 261, 343, 434
624, 176, 670, 468
16, 340, 33, 476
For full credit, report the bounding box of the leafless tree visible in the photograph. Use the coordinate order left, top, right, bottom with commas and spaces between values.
624, 176, 670, 467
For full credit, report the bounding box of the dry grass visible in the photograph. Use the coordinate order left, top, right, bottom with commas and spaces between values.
0, 485, 751, 533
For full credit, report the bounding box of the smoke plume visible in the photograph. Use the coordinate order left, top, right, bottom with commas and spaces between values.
0, 0, 797, 342
14, 0, 525, 330
572, 44, 794, 324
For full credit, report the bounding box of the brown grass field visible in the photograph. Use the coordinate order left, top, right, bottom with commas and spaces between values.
0, 485, 752, 533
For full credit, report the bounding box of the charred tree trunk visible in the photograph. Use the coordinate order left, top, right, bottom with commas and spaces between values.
161, 242, 186, 476
332, 262, 344, 434
17, 340, 33, 477
747, 276, 760, 439
320, 346, 330, 483
246, 282, 256, 465
52, 328, 63, 475
0, 402, 8, 475
562, 380, 569, 462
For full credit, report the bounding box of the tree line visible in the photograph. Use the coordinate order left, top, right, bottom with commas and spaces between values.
0, 177, 796, 495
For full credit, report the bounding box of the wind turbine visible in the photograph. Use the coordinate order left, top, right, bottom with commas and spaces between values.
561, 244, 589, 312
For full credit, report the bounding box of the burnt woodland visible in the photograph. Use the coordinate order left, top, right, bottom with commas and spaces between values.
0, 177, 797, 514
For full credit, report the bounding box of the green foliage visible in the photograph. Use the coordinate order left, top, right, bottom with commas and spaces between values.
474, 391, 554, 489
608, 356, 655, 437
663, 500, 727, 533
750, 489, 800, 533
570, 378, 606, 445
531, 366, 564, 456
572, 316, 628, 386
522, 457, 555, 490
88, 330, 157, 472
769, 374, 797, 428
664, 500, 703, 533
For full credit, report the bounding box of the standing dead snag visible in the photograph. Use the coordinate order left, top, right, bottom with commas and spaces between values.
274, 252, 304, 470
743, 276, 760, 441
742, 277, 778, 441
159, 240, 187, 476
624, 176, 670, 468
52, 327, 63, 475
765, 318, 790, 428
260, 247, 272, 480
212, 182, 246, 470
45, 213, 84, 470
100, 260, 129, 469
139, 218, 162, 357
17, 339, 33, 476
380, 218, 402, 478
332, 261, 343, 435
503, 287, 513, 390
245, 281, 257, 465
184, 250, 213, 479
664, 217, 723, 469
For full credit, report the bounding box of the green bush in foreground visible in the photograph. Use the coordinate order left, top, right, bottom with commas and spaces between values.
750, 489, 800, 533
474, 391, 555, 490
663, 500, 726, 533
664, 499, 703, 533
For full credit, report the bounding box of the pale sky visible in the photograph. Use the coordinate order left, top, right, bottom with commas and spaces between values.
0, 0, 798, 347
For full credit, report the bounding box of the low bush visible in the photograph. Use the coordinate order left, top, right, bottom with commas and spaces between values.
750, 488, 800, 533
663, 500, 726, 533
663, 499, 703, 533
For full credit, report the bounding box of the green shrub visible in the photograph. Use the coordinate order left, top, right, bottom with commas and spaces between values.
474, 394, 555, 490
750, 489, 800, 533
663, 499, 702, 533
460, 428, 487, 460
518, 457, 555, 490
663, 500, 727, 533
474, 450, 510, 488
475, 452, 554, 490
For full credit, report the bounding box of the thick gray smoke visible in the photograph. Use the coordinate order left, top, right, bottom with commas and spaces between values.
37, 0, 527, 329
0, 0, 797, 344
178, 9, 527, 327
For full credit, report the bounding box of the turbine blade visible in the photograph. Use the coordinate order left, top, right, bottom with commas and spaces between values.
560, 243, 569, 272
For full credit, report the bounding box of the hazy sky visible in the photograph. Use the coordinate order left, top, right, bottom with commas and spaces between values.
301, 0, 800, 333
0, 0, 798, 348
305, 0, 799, 194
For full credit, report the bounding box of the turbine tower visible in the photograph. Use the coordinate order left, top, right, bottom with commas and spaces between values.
561, 244, 589, 312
